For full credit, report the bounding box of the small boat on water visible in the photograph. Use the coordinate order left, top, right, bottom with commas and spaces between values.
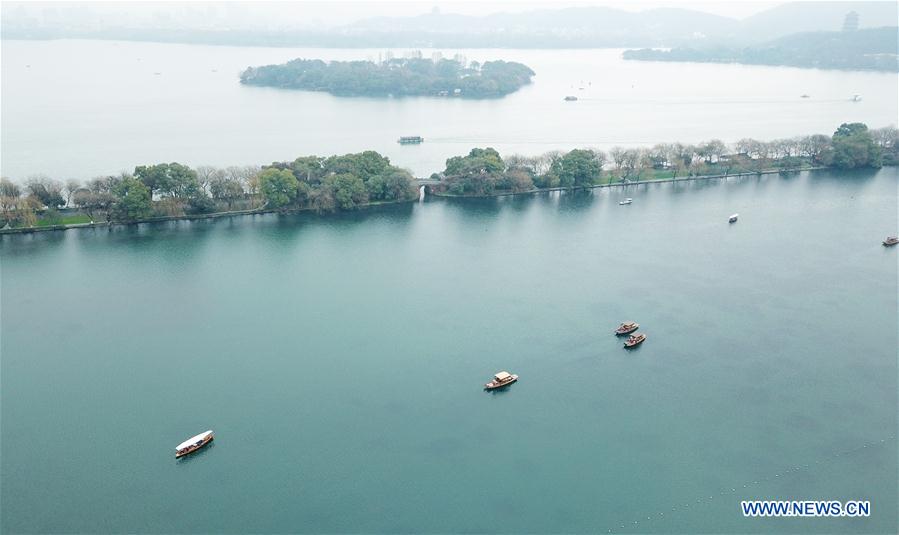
800, 94, 810, 98
619, 198, 633, 205
564, 95, 578, 101
175, 430, 214, 458
485, 371, 518, 390
624, 333, 646, 348
851, 94, 862, 102
883, 236, 899, 246
729, 213, 739, 223
398, 136, 423, 144
615, 321, 639, 335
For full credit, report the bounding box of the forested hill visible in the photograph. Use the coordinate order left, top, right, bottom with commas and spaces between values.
622, 27, 898, 72
239, 58, 535, 98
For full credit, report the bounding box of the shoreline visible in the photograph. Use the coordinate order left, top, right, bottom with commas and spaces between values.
0, 166, 828, 236
430, 166, 829, 198
0, 198, 417, 236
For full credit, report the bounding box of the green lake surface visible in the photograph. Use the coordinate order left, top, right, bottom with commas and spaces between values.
1, 169, 897, 533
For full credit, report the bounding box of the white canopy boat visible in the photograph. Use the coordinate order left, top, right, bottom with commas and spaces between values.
619, 198, 633, 205
484, 371, 518, 390
729, 213, 739, 223
175, 430, 214, 458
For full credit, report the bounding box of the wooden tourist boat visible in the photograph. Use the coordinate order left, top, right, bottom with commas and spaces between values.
624, 333, 646, 348
883, 236, 898, 246
484, 371, 518, 390
175, 430, 214, 458
397, 136, 424, 144
615, 321, 639, 335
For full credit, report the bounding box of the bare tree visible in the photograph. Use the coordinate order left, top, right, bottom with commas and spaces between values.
609, 147, 626, 178
64, 178, 81, 207
1, 177, 21, 222
535, 151, 561, 176
504, 154, 538, 174
622, 149, 643, 179
704, 139, 727, 162
734, 138, 754, 156
592, 150, 608, 182
871, 126, 898, 148
25, 175, 65, 208
195, 165, 224, 195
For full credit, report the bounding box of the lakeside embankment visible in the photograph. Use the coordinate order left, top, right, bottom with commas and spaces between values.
429, 166, 829, 199
0, 200, 412, 235
2, 122, 894, 235
0, 166, 833, 235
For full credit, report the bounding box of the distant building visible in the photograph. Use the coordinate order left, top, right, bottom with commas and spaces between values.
431, 51, 443, 62
842, 11, 859, 31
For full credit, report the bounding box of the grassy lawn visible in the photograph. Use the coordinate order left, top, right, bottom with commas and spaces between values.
34, 214, 93, 227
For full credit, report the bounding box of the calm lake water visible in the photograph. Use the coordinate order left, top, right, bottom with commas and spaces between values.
1, 39, 897, 179
2, 168, 897, 533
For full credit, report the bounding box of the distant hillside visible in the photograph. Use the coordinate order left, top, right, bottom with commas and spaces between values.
2, 2, 896, 49
344, 7, 738, 47
735, 1, 898, 43
623, 27, 899, 72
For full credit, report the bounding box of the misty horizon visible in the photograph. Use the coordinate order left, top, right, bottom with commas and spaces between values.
0, 1, 866, 32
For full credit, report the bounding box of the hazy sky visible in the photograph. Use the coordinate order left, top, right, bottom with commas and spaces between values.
4, 1, 785, 30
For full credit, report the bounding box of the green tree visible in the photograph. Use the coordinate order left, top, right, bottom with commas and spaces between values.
187, 192, 217, 214
442, 148, 504, 195
109, 177, 152, 222
310, 184, 337, 213
558, 149, 602, 188
366, 171, 415, 201
328, 174, 369, 210
291, 156, 325, 182
134, 163, 200, 199
295, 181, 312, 207
259, 168, 298, 208
445, 148, 504, 176
831, 122, 881, 169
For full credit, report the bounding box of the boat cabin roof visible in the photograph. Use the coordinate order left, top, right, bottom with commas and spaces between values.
175, 430, 213, 451
494, 371, 512, 381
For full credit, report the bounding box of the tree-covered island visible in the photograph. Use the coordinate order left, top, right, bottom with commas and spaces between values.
239, 57, 536, 98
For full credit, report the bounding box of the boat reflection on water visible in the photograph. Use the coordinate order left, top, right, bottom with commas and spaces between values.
176, 440, 216, 464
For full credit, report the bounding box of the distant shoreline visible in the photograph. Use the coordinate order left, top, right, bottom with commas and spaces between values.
622, 27, 899, 73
